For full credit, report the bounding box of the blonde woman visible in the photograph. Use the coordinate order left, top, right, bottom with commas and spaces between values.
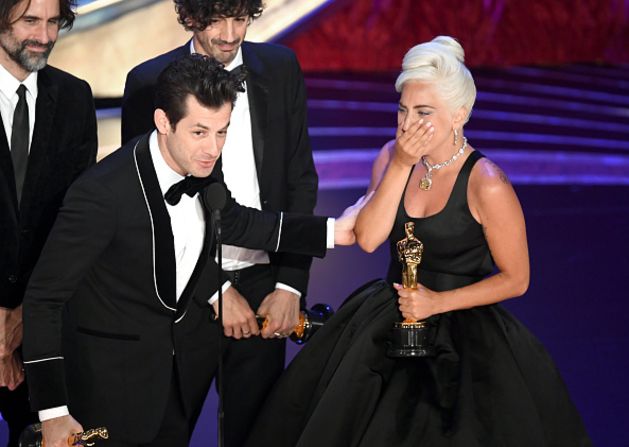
247, 37, 591, 447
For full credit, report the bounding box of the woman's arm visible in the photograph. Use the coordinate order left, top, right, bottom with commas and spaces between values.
397, 158, 530, 320
366, 140, 394, 194
355, 120, 434, 252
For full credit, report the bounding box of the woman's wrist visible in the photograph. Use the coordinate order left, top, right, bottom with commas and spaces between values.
432, 290, 451, 315
388, 156, 415, 177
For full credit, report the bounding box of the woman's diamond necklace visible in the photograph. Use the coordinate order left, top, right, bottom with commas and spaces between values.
419, 137, 468, 191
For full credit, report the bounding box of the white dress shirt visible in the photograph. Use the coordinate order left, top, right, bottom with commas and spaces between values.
190, 42, 303, 298
149, 132, 206, 300
191, 42, 269, 266
0, 64, 37, 151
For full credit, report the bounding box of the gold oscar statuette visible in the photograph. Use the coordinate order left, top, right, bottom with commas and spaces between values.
257, 303, 334, 344
387, 222, 436, 357
18, 423, 109, 447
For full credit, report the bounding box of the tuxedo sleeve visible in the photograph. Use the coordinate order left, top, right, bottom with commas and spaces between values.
22, 177, 116, 411
220, 189, 327, 259
196, 180, 327, 303
273, 53, 318, 294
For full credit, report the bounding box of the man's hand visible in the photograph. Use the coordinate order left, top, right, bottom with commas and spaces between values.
0, 305, 23, 359
0, 352, 24, 390
0, 306, 24, 390
212, 287, 259, 339
256, 289, 300, 339
334, 192, 374, 246
42, 414, 83, 447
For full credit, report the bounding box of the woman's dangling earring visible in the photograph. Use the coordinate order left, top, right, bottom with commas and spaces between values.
453, 128, 459, 146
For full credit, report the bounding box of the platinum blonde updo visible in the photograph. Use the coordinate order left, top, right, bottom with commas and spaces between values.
395, 36, 476, 123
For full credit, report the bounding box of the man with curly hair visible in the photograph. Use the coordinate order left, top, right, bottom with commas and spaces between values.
122, 1, 318, 445
0, 0, 97, 445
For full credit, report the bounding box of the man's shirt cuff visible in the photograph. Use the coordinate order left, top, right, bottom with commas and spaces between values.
39, 405, 69, 421
275, 283, 302, 298
208, 281, 232, 305
327, 218, 335, 249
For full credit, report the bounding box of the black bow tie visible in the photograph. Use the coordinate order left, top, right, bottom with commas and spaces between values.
231, 64, 247, 82
164, 175, 213, 205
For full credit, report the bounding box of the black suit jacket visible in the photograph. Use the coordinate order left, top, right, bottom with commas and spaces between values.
0, 66, 97, 308
22, 134, 327, 443
122, 41, 318, 295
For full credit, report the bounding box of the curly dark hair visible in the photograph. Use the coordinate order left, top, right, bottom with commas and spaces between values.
155, 54, 247, 129
0, 0, 76, 33
174, 0, 264, 32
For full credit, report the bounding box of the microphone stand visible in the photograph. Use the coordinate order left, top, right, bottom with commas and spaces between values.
204, 180, 228, 447
213, 208, 225, 447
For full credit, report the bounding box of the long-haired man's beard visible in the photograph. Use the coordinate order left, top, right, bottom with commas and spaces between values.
4, 38, 54, 72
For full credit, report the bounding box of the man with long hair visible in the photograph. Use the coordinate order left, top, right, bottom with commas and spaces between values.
0, 1, 96, 444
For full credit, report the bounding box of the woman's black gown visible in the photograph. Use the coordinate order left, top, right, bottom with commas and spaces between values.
246, 151, 591, 447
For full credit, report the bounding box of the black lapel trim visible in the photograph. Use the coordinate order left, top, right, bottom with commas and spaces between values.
174, 202, 212, 322
133, 134, 177, 311
0, 114, 18, 215
242, 43, 268, 185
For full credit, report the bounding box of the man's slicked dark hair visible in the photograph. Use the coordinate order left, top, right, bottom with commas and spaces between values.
155, 54, 246, 129
0, 0, 76, 33
175, 0, 264, 32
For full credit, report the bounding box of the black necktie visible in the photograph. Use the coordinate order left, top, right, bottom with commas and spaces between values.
11, 84, 29, 205
164, 175, 214, 206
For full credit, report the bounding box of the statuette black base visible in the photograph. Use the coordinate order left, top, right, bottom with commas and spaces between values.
387, 320, 436, 358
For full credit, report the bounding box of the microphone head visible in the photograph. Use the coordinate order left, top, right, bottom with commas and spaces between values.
203, 182, 227, 211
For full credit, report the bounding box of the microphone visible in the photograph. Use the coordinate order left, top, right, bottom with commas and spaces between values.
203, 181, 227, 447
203, 181, 227, 212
